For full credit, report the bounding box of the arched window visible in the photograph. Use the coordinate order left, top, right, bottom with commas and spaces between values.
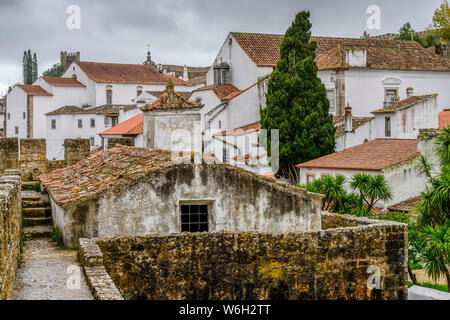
106, 85, 113, 104
213, 62, 230, 86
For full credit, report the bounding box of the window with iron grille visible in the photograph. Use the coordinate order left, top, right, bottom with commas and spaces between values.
181, 204, 208, 232
106, 89, 112, 104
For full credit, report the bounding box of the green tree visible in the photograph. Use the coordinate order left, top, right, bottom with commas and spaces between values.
361, 30, 370, 39
432, 0, 450, 41
399, 22, 415, 41
260, 11, 335, 183
22, 50, 38, 84
43, 63, 65, 77
299, 175, 347, 210
350, 173, 393, 212
420, 223, 450, 292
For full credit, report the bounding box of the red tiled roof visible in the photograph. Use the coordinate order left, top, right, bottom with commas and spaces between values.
439, 109, 450, 129
334, 117, 373, 138
76, 61, 191, 85
296, 139, 420, 171
372, 94, 437, 114
99, 114, 143, 136
17, 85, 52, 96
140, 81, 202, 111
42, 76, 85, 87
229, 32, 450, 71
214, 122, 261, 136
192, 84, 242, 100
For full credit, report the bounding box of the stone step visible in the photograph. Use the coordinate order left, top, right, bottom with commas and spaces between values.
23, 207, 51, 218
22, 181, 41, 191
22, 199, 45, 208
24, 217, 52, 227
21, 191, 41, 201
23, 225, 52, 240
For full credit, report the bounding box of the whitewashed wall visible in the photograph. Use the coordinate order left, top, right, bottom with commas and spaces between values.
6, 87, 28, 138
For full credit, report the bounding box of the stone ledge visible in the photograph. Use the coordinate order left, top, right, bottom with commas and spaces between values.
79, 238, 123, 300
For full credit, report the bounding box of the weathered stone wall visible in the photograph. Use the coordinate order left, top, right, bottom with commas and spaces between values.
81, 212, 408, 300
0, 169, 22, 300
59, 164, 324, 247
0, 138, 19, 175
0, 138, 90, 179
64, 139, 91, 165
107, 138, 134, 148
19, 139, 47, 180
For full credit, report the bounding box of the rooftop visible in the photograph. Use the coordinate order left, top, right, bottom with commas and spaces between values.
214, 122, 261, 136
334, 116, 374, 138
42, 76, 86, 87
140, 81, 202, 111
75, 61, 191, 85
371, 94, 437, 114
46, 104, 137, 116
229, 32, 450, 71
99, 114, 143, 136
296, 139, 420, 171
17, 85, 52, 96
439, 109, 450, 129
192, 84, 242, 100
39, 146, 176, 205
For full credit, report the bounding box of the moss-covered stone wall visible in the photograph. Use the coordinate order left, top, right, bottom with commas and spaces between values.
90, 213, 408, 300
0, 170, 22, 300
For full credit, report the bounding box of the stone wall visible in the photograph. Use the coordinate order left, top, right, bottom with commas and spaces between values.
0, 169, 22, 300
80, 212, 408, 300
64, 139, 91, 165
0, 138, 90, 179
0, 138, 19, 174
107, 138, 134, 148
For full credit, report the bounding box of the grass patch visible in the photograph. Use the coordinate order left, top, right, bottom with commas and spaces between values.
49, 226, 65, 250
408, 281, 448, 292
21, 210, 29, 228
27, 183, 41, 193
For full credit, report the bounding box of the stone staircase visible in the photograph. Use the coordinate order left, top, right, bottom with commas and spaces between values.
21, 182, 53, 240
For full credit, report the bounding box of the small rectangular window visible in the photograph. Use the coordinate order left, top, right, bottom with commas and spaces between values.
51, 119, 56, 130
78, 119, 83, 128
223, 147, 229, 163
14, 126, 18, 135
23, 112, 26, 119
181, 205, 208, 232
106, 90, 112, 104
385, 117, 391, 137
7, 113, 10, 120
90, 118, 95, 128
90, 137, 95, 147
306, 174, 316, 183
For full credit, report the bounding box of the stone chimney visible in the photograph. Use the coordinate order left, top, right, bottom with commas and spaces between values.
183, 65, 189, 81
406, 87, 414, 98
344, 104, 353, 133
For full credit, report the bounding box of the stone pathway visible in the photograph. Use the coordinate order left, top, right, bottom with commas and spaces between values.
10, 239, 93, 300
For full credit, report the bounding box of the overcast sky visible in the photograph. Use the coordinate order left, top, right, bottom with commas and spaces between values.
0, 0, 444, 94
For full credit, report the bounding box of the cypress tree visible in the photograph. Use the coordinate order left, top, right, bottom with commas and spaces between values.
22, 51, 27, 84
32, 53, 38, 83
260, 11, 336, 183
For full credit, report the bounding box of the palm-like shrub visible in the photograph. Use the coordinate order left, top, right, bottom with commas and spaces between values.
420, 223, 450, 292
350, 173, 393, 212
299, 175, 347, 210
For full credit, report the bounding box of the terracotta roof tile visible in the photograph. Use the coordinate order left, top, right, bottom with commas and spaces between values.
230, 33, 450, 71
76, 61, 191, 85
140, 81, 202, 111
371, 94, 437, 114
99, 114, 143, 135
46, 104, 137, 115
192, 85, 242, 100
439, 109, 450, 128
17, 85, 52, 96
214, 122, 261, 136
42, 76, 85, 87
296, 139, 420, 171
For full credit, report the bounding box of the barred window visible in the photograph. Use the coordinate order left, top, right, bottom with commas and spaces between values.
181, 205, 208, 232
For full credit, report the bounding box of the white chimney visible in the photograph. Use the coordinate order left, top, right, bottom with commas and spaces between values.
406, 87, 414, 98
344, 104, 353, 133
183, 65, 188, 81
118, 106, 125, 122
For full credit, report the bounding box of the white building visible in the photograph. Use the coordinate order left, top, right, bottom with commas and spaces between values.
99, 113, 144, 149
296, 138, 426, 209
6, 61, 196, 159
189, 33, 450, 167
335, 94, 439, 151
